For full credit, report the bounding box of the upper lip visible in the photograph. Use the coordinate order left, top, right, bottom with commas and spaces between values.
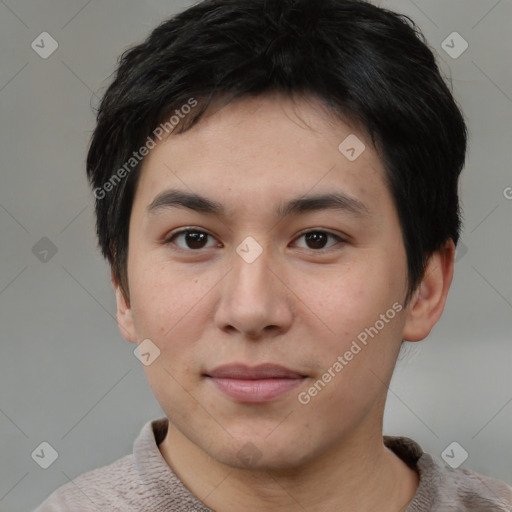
205, 363, 305, 379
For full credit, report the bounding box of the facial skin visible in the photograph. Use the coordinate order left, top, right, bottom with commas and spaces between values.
114, 93, 454, 512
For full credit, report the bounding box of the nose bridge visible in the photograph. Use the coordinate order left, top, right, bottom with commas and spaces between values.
229, 242, 276, 310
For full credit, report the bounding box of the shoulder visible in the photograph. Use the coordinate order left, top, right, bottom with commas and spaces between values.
34, 418, 164, 511
385, 436, 512, 511
34, 417, 210, 512
33, 454, 139, 512
419, 452, 512, 511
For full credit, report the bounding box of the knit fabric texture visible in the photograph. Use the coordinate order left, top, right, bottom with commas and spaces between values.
34, 417, 512, 512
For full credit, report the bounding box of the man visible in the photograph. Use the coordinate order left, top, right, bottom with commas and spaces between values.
36, 0, 512, 510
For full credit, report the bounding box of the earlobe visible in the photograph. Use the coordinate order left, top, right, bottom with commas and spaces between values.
402, 239, 455, 342
111, 271, 138, 343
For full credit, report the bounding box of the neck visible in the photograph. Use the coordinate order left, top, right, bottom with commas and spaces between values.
159, 416, 419, 512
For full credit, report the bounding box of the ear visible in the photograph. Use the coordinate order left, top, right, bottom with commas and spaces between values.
111, 270, 137, 343
402, 239, 455, 342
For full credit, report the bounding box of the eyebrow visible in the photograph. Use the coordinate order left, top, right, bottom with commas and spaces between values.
146, 188, 370, 219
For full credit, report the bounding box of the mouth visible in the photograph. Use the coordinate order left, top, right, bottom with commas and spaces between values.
204, 363, 307, 403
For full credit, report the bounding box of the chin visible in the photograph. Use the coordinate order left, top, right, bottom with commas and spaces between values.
204, 432, 318, 472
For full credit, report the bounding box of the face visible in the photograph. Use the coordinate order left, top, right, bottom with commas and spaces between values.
118, 94, 414, 470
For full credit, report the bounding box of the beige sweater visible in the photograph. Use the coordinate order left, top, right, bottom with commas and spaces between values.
34, 417, 512, 511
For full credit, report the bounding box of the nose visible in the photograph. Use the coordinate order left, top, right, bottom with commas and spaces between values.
213, 244, 294, 340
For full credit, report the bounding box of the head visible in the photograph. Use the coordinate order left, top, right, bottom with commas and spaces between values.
86, 0, 467, 469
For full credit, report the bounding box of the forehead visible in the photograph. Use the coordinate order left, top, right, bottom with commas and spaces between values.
133, 94, 389, 218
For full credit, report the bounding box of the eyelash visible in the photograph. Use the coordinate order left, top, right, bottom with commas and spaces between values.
163, 227, 347, 253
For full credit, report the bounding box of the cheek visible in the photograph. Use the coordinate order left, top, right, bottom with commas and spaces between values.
129, 260, 207, 346
293, 262, 399, 346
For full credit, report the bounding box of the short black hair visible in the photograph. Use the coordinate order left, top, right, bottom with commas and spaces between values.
86, 0, 468, 304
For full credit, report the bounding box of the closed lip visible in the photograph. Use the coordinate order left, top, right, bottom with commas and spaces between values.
204, 363, 306, 379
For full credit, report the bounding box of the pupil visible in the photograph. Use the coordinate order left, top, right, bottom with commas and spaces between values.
187, 231, 206, 249
305, 232, 326, 249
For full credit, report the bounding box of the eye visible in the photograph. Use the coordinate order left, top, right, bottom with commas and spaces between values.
164, 228, 220, 251
163, 228, 346, 253
293, 229, 345, 251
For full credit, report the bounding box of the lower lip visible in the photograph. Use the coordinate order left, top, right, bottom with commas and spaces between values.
208, 377, 305, 402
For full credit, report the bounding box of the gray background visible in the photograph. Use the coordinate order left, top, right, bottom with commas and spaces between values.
0, 1, 511, 511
